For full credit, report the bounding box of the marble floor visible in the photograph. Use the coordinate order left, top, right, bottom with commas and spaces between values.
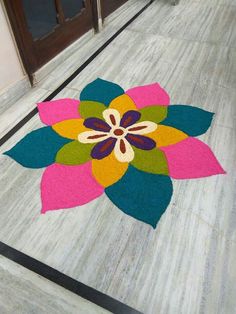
0, 0, 236, 313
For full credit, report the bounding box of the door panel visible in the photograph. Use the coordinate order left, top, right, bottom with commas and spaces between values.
101, 0, 128, 19
4, 0, 98, 77
61, 0, 85, 19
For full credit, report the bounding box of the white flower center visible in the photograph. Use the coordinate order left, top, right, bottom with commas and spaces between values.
78, 108, 158, 163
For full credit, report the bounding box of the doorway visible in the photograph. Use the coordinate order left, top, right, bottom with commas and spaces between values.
4, 0, 98, 80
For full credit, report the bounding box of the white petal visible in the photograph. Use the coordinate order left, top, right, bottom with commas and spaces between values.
78, 131, 109, 143
103, 109, 121, 128
127, 121, 157, 135
114, 138, 134, 163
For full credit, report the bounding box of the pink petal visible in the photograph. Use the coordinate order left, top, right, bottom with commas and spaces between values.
41, 162, 104, 213
125, 83, 170, 109
38, 99, 80, 125
161, 137, 226, 179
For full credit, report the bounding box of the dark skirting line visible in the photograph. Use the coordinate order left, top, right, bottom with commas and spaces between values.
0, 2, 153, 313
0, 242, 142, 314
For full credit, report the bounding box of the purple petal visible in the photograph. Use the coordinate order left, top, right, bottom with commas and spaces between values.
120, 110, 141, 128
91, 138, 117, 159
126, 134, 156, 150
84, 117, 111, 132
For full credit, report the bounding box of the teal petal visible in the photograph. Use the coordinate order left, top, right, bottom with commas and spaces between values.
4, 127, 71, 168
105, 165, 173, 228
80, 78, 124, 106
161, 105, 214, 136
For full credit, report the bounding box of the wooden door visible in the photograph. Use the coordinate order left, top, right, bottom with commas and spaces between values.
4, 0, 98, 79
100, 0, 128, 19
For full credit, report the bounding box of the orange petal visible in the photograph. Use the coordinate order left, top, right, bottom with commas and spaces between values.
52, 119, 89, 140
92, 152, 128, 187
147, 125, 188, 147
109, 94, 137, 116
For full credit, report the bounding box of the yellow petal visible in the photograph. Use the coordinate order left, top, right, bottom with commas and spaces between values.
109, 94, 137, 115
147, 125, 188, 147
52, 119, 89, 139
92, 152, 128, 187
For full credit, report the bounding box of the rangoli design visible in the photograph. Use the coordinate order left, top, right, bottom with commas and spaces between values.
4, 79, 226, 228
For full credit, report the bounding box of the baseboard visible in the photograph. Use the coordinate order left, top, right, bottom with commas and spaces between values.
0, 77, 31, 114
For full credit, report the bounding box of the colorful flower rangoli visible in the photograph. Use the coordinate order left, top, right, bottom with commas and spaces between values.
4, 79, 226, 228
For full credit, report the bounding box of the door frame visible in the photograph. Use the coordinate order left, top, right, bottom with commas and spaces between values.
100, 0, 128, 20
3, 0, 98, 83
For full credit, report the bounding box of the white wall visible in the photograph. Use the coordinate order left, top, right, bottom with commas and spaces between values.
0, 1, 26, 92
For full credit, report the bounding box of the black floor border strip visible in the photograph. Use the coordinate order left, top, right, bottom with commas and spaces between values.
0, 241, 142, 314
0, 0, 153, 147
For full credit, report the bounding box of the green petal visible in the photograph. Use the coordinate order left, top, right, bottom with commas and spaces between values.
79, 101, 106, 119
131, 147, 169, 175
139, 105, 167, 123
56, 141, 93, 165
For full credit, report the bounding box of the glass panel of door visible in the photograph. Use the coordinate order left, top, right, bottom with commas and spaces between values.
22, 0, 58, 40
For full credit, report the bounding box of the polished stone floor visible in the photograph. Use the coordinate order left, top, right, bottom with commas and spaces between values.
0, 0, 236, 313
